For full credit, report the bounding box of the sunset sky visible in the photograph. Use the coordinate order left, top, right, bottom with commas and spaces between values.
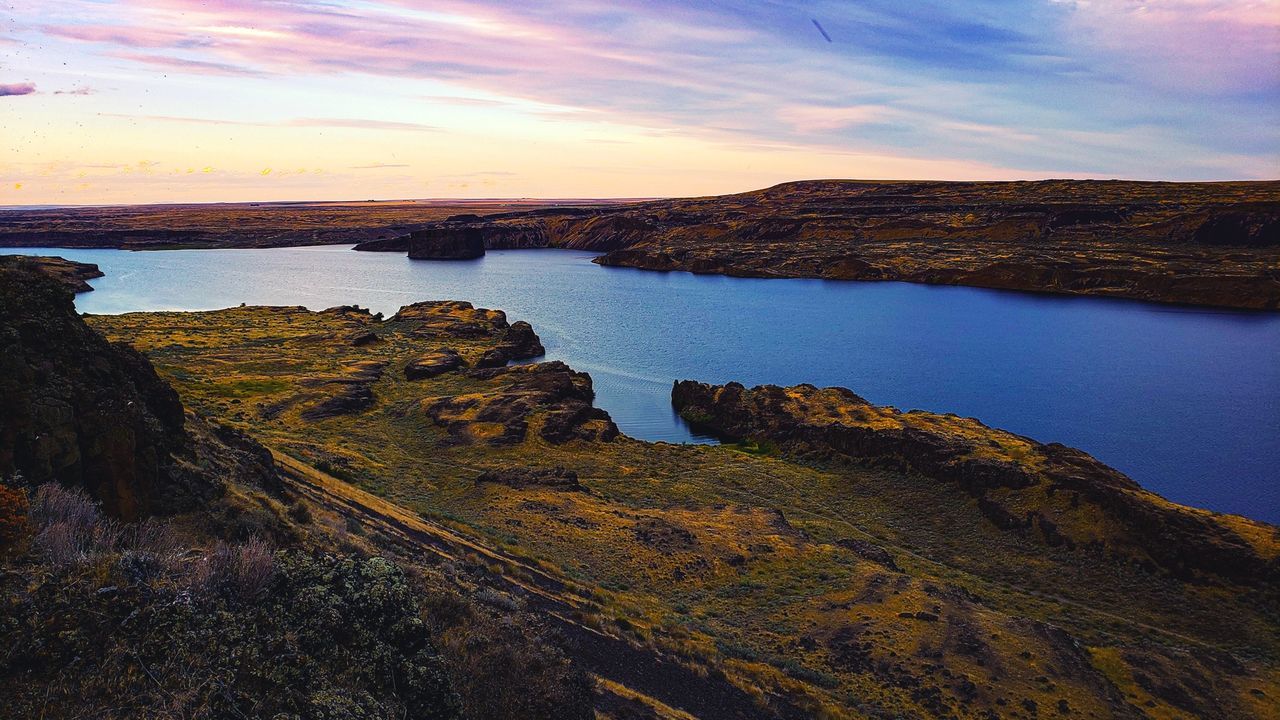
2, 0, 1277, 205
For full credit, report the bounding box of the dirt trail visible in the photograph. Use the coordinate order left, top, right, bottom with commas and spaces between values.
273, 451, 801, 720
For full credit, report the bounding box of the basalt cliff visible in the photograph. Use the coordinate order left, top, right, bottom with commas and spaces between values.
0, 263, 600, 720
360, 179, 1280, 309
3, 257, 1278, 719
672, 380, 1278, 586
73, 263, 1280, 719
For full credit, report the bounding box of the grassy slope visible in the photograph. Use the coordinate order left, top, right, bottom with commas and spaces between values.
90, 305, 1280, 720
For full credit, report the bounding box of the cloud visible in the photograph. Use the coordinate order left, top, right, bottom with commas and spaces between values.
109, 52, 263, 77
0, 82, 37, 97
288, 118, 438, 132
349, 163, 411, 169
1050, 0, 1280, 95
97, 113, 437, 132
777, 104, 892, 132
20, 0, 1280, 180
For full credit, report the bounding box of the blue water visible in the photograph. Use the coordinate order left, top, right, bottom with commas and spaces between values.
6, 245, 1278, 523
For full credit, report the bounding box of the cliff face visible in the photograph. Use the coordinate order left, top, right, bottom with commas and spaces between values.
672, 380, 1279, 585
0, 262, 191, 518
407, 225, 486, 259
362, 180, 1280, 309
0, 259, 277, 518
0, 255, 104, 293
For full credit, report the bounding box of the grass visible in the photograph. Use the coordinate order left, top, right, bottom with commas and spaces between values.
88, 303, 1280, 720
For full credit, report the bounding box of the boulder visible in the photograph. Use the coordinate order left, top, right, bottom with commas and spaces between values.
671, 379, 1278, 585
404, 349, 465, 380
407, 225, 485, 260
475, 466, 584, 492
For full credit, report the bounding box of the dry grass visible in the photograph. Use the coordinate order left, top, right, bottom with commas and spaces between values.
87, 303, 1280, 719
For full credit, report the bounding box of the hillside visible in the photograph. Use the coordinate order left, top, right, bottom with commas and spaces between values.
79, 279, 1280, 718
364, 179, 1280, 309
0, 262, 597, 720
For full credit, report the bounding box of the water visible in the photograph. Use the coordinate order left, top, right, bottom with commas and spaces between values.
6, 245, 1278, 523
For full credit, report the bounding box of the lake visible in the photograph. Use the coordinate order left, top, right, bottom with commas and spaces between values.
6, 245, 1278, 523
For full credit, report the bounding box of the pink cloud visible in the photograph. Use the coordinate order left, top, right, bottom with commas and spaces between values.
44, 24, 202, 49
1055, 0, 1280, 94
109, 52, 264, 77
24, 0, 1280, 180
0, 82, 37, 96
777, 105, 891, 133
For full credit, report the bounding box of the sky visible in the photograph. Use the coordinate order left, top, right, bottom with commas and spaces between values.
1, 0, 1277, 205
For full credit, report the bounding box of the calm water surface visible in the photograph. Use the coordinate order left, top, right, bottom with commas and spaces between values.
7, 245, 1278, 523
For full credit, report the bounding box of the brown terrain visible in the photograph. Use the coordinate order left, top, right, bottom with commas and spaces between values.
0, 198, 629, 249
2, 258, 1278, 718
3, 180, 1276, 308
363, 180, 1280, 309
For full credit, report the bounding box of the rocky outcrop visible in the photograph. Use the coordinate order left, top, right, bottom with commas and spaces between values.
672, 380, 1279, 585
0, 263, 190, 518
390, 301, 545, 366
476, 321, 545, 367
381, 180, 1280, 309
0, 264, 279, 518
300, 360, 387, 421
404, 349, 465, 379
476, 466, 584, 492
351, 235, 409, 252
0, 255, 103, 293
407, 225, 485, 260
425, 362, 618, 445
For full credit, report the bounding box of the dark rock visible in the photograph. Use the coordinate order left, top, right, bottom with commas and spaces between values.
1193, 207, 1280, 247
408, 225, 485, 260
0, 264, 190, 518
899, 611, 939, 622
631, 517, 697, 550
0, 255, 103, 293
347, 330, 379, 346
476, 466, 584, 492
301, 361, 386, 420
426, 362, 617, 445
404, 349, 465, 380
836, 538, 901, 571
0, 264, 280, 518
352, 235, 409, 252
475, 321, 546, 368
301, 384, 375, 420
671, 379, 1279, 586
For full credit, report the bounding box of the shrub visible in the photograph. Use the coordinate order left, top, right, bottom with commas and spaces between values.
0, 551, 462, 720
439, 613, 593, 720
190, 537, 275, 600
0, 482, 30, 551
27, 483, 116, 567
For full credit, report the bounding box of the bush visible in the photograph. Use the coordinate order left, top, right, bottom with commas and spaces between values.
189, 537, 275, 600
0, 482, 30, 551
438, 613, 593, 720
0, 551, 462, 720
27, 483, 117, 566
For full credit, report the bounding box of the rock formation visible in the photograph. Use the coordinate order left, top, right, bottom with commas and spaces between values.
476, 466, 584, 491
367, 180, 1280, 309
0, 254, 103, 293
426, 362, 618, 445
0, 262, 278, 518
672, 380, 1279, 584
407, 225, 486, 259
404, 349, 465, 379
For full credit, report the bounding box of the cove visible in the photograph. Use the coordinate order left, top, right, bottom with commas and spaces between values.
6, 244, 1278, 523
